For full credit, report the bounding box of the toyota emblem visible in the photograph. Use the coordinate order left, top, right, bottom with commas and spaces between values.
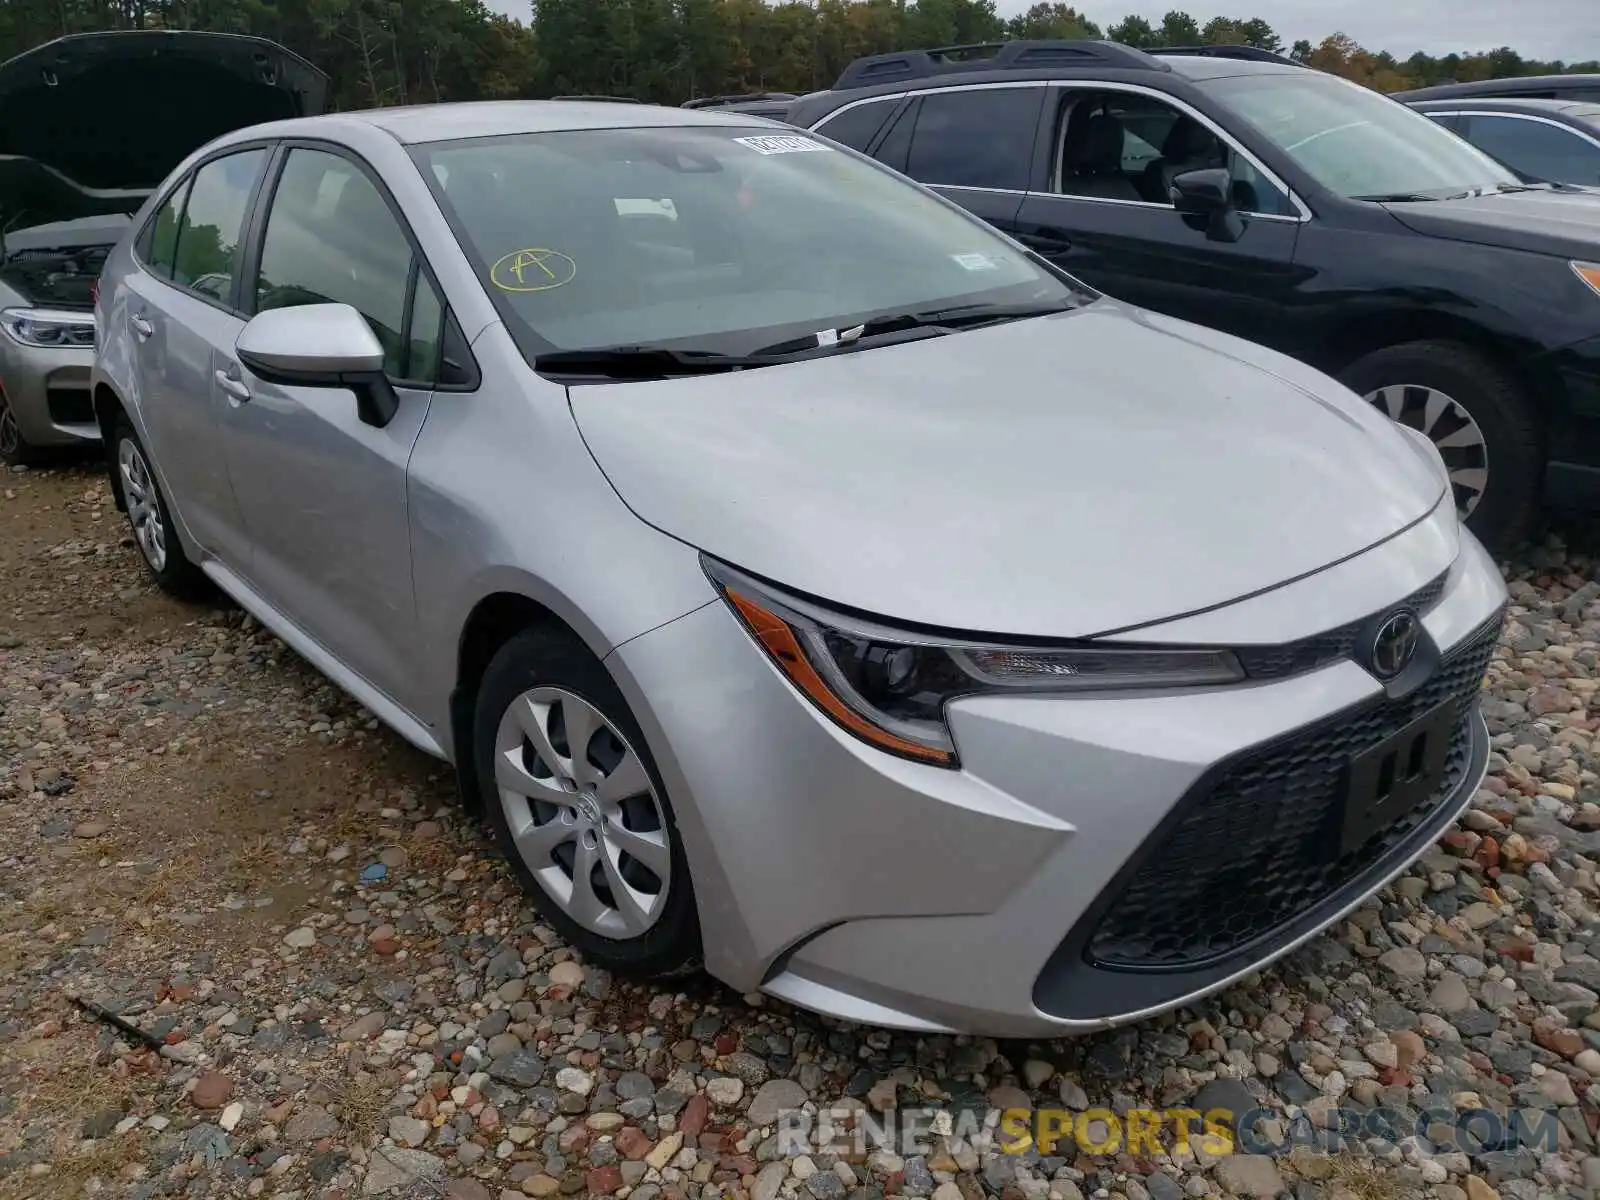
1370, 609, 1421, 680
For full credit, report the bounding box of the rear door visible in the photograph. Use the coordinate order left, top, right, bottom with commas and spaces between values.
122, 145, 271, 568
1012, 84, 1303, 343
899, 84, 1045, 231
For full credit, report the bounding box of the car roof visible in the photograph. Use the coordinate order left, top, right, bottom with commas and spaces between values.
1153, 53, 1302, 81
1409, 96, 1592, 114
1392, 74, 1600, 102
222, 100, 782, 149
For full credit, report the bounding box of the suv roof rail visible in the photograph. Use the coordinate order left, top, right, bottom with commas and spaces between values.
1148, 44, 1301, 65
682, 92, 798, 109
831, 38, 1166, 91
551, 93, 641, 103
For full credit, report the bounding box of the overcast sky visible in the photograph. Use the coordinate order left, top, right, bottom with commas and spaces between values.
1060, 0, 1598, 62
483, 0, 1598, 66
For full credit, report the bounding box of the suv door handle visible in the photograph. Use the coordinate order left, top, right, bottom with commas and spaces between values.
130, 314, 154, 340
215, 369, 251, 403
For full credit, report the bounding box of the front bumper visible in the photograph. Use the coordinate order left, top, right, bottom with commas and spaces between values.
0, 339, 97, 448
606, 512, 1507, 1037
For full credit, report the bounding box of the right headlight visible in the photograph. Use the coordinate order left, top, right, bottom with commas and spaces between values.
705, 558, 1243, 767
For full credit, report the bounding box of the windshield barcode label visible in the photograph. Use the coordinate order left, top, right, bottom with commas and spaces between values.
733, 135, 831, 156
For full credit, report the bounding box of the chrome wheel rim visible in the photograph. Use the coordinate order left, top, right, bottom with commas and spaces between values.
117, 437, 167, 572
1364, 384, 1489, 519
494, 686, 671, 938
0, 397, 19, 459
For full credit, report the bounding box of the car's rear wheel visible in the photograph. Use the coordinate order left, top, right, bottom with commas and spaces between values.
474, 625, 701, 978
0, 390, 39, 467
1338, 341, 1542, 555
112, 415, 208, 597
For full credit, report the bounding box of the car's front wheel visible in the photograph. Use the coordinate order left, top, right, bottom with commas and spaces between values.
0, 389, 39, 467
474, 625, 701, 978
1338, 341, 1542, 555
112, 415, 208, 597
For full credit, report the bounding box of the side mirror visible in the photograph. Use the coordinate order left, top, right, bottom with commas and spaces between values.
1170, 167, 1245, 243
236, 302, 400, 428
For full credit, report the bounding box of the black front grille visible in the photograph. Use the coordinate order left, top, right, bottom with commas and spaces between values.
46, 388, 94, 425
1085, 608, 1503, 972
1235, 571, 1449, 681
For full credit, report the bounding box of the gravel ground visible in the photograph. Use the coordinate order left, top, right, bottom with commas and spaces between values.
4, 461, 1600, 1200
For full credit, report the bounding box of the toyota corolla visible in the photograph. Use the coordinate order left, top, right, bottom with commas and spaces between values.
89, 100, 1507, 1035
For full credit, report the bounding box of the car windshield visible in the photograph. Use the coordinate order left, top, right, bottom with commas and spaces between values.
1201, 71, 1521, 200
412, 124, 1084, 359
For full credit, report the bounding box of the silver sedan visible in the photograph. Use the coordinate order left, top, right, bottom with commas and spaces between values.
91, 100, 1506, 1036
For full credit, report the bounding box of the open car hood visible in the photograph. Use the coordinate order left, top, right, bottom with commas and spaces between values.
0, 31, 327, 231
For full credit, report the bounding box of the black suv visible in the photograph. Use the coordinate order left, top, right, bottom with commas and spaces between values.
787, 42, 1600, 551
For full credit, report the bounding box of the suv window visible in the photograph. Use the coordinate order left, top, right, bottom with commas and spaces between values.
906, 87, 1043, 190
1460, 114, 1600, 186
141, 149, 266, 302
814, 99, 899, 153
1053, 91, 1291, 216
253, 148, 429, 380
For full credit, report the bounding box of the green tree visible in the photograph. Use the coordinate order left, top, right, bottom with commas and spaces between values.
1006, 3, 1101, 41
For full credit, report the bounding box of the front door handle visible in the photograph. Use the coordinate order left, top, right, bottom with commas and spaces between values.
215, 370, 251, 403
130, 314, 154, 340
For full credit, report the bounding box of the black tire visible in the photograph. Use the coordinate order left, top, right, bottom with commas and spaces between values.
0, 389, 40, 467
110, 413, 210, 598
1337, 341, 1542, 555
474, 625, 702, 978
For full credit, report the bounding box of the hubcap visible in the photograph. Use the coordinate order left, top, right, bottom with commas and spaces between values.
117, 437, 167, 572
0, 397, 19, 459
1364, 384, 1489, 519
494, 686, 671, 938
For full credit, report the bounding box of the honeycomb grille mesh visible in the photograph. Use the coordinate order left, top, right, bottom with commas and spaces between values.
1085, 608, 1502, 971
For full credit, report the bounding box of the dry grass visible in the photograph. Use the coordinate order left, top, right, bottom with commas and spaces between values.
1325, 1155, 1408, 1200
330, 1073, 396, 1146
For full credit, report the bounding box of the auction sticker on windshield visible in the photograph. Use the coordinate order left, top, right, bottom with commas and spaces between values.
490, 248, 577, 293
733, 134, 831, 155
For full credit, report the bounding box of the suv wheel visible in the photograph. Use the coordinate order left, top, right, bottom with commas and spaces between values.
474, 626, 701, 978
1338, 341, 1541, 554
112, 415, 208, 596
0, 390, 38, 467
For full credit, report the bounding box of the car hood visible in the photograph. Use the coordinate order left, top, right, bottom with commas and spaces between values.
1384, 187, 1600, 259
0, 31, 327, 229
569, 302, 1447, 639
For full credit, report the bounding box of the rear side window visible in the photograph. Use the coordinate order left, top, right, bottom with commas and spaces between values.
906, 87, 1043, 190
814, 99, 898, 152
171, 149, 268, 304
1460, 114, 1600, 186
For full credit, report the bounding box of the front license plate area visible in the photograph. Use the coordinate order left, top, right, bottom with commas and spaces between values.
1339, 700, 1456, 857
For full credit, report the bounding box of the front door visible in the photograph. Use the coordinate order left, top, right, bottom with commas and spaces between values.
215, 144, 446, 714
1014, 86, 1302, 348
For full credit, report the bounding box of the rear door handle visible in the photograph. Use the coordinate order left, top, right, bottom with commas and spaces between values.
130, 314, 154, 340
215, 370, 251, 403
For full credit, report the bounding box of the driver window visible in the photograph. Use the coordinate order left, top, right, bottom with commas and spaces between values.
1054, 91, 1292, 216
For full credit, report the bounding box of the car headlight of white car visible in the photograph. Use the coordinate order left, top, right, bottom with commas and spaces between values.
0, 307, 96, 348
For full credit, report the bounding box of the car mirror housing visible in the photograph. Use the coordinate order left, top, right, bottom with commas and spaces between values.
1170, 167, 1246, 244
236, 303, 399, 428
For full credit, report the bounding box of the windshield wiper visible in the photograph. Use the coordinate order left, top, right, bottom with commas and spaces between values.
534, 346, 771, 379
1350, 191, 1449, 202
750, 301, 1076, 357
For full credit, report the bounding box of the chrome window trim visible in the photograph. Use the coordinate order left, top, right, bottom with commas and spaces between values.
1425, 108, 1600, 153
808, 78, 1312, 222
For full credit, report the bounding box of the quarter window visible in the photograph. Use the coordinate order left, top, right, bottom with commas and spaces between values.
139, 177, 193, 282
171, 149, 268, 303
814, 99, 898, 153
253, 148, 425, 380
1460, 114, 1600, 186
906, 87, 1043, 190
